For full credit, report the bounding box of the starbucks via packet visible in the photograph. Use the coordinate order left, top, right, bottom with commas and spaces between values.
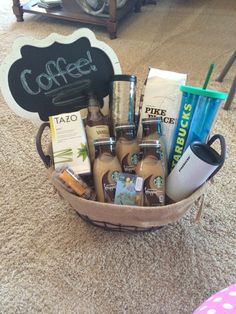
137, 68, 187, 157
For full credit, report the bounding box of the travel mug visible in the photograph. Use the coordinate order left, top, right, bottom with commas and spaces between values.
166, 134, 226, 203
109, 74, 137, 135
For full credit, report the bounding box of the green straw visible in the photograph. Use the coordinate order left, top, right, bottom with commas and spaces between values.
203, 63, 214, 89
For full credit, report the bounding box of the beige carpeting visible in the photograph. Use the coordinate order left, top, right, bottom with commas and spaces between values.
0, 1, 236, 313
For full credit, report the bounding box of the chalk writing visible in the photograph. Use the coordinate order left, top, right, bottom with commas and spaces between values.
20, 50, 97, 95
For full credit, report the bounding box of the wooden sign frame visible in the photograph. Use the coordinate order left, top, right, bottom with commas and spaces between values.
0, 28, 122, 123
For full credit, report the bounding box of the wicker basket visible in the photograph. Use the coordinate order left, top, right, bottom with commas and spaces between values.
36, 123, 207, 232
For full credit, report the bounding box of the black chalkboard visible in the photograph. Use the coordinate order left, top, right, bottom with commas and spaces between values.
1, 29, 121, 122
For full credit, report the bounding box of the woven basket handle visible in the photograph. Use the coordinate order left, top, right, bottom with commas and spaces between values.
207, 134, 226, 180
35, 122, 51, 168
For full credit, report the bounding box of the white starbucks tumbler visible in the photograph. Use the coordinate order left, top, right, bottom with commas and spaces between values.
166, 134, 226, 202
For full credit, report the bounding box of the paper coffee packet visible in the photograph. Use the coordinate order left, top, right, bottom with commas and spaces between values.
137, 68, 187, 157
49, 110, 91, 175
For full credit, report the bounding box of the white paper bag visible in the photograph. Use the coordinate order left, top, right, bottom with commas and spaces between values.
138, 68, 187, 157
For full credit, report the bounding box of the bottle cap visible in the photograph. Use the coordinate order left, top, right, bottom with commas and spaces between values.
142, 117, 160, 124
93, 137, 116, 146
139, 140, 161, 148
115, 123, 136, 130
142, 117, 162, 135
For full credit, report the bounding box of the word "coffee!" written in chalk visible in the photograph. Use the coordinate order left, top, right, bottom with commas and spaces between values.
20, 50, 97, 95
1, 29, 121, 122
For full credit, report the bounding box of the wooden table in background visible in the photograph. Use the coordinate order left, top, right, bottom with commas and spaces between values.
12, 0, 142, 39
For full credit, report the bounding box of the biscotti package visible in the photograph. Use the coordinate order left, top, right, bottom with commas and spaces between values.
49, 110, 91, 175
137, 68, 187, 157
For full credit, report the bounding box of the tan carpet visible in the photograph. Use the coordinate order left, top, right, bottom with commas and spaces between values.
0, 1, 236, 313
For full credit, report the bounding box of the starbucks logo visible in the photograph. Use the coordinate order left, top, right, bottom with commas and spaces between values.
131, 153, 139, 166
111, 171, 120, 183
153, 176, 163, 188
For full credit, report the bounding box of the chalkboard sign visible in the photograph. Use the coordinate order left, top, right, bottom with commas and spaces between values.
0, 28, 121, 122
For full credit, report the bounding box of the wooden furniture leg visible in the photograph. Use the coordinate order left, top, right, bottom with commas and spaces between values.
216, 50, 236, 82
12, 0, 24, 22
142, 0, 157, 4
224, 75, 236, 110
108, 0, 117, 39
12, 0, 137, 39
215, 50, 236, 110
135, 0, 142, 12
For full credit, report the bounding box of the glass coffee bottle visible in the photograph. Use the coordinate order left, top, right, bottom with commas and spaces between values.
142, 117, 167, 176
115, 124, 139, 174
93, 138, 122, 203
85, 93, 110, 163
135, 140, 165, 206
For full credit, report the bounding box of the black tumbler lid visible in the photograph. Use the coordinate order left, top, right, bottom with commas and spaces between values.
110, 75, 137, 83
190, 142, 221, 166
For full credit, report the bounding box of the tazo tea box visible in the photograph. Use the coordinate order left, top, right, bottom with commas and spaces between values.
49, 111, 91, 175
138, 68, 187, 157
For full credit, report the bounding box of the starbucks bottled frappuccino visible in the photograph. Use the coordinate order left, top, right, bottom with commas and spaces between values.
135, 140, 165, 206
85, 94, 110, 163
142, 117, 167, 176
93, 138, 122, 203
115, 124, 139, 174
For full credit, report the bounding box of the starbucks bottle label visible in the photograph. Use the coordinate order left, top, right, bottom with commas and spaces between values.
121, 152, 139, 174
102, 169, 120, 203
143, 175, 165, 206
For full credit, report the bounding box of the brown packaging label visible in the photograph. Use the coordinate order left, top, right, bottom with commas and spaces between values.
143, 175, 165, 206
121, 152, 139, 174
102, 169, 120, 203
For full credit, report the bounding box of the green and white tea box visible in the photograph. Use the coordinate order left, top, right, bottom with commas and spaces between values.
49, 111, 91, 175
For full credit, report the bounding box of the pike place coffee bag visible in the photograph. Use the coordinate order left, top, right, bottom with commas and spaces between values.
137, 68, 187, 157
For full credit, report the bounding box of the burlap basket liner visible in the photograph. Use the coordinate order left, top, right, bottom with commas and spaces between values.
37, 123, 207, 230
49, 168, 207, 229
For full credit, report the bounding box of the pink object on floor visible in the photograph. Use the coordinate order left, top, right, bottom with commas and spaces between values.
193, 284, 236, 314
